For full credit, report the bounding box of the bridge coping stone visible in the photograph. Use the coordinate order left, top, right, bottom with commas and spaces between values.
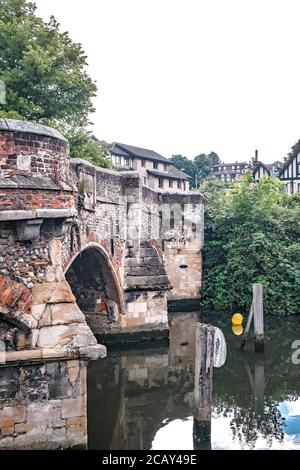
0, 118, 67, 143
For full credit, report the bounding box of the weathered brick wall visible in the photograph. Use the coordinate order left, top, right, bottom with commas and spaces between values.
0, 127, 70, 185
141, 186, 160, 241
0, 222, 50, 289
0, 189, 74, 212
61, 160, 126, 292
0, 359, 87, 449
161, 192, 204, 299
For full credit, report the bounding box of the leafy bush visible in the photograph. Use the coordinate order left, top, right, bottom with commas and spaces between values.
200, 175, 300, 315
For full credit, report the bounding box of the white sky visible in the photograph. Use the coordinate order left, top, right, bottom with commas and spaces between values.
34, 0, 300, 163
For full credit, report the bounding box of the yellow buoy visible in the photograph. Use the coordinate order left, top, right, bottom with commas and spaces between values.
232, 313, 243, 326
232, 324, 243, 336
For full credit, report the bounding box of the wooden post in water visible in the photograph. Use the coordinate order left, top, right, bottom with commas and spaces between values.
193, 324, 215, 450
253, 283, 264, 352
240, 302, 254, 351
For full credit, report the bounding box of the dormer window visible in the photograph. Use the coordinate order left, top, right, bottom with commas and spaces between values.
153, 162, 158, 169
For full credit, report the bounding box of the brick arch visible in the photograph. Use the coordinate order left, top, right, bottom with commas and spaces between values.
64, 242, 124, 315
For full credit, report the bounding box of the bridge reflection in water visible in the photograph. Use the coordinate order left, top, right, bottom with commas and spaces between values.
1, 312, 300, 450
88, 312, 300, 451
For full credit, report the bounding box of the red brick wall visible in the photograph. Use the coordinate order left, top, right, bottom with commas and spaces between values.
0, 189, 74, 211
0, 131, 70, 183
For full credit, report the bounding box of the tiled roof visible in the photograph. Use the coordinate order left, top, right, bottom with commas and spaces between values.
111, 142, 170, 163
147, 168, 191, 181
168, 166, 192, 180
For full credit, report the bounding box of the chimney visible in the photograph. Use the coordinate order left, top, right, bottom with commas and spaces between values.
255, 149, 258, 162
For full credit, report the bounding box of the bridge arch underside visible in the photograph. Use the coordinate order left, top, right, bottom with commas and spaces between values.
65, 247, 122, 331
0, 314, 31, 352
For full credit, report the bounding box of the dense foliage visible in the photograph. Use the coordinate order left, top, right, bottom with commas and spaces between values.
171, 151, 220, 188
0, 0, 112, 168
201, 175, 300, 315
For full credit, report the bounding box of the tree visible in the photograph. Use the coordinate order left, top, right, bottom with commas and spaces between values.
201, 175, 300, 315
65, 128, 112, 169
194, 152, 221, 184
0, 0, 112, 168
171, 152, 220, 188
171, 154, 195, 179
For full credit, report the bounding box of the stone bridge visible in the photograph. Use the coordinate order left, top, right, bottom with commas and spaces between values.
0, 119, 204, 363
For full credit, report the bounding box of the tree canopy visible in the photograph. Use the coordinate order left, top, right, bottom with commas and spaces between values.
171, 151, 220, 188
201, 175, 300, 315
0, 0, 112, 168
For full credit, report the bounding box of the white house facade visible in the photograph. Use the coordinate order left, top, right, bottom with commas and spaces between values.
110, 142, 191, 193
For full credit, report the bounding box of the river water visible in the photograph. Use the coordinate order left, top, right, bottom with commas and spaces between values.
1, 312, 300, 450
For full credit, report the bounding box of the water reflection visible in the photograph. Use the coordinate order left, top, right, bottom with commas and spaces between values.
88, 312, 300, 450
0, 312, 299, 450
0, 360, 87, 449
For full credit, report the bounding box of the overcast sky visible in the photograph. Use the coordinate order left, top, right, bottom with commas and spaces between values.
34, 0, 300, 163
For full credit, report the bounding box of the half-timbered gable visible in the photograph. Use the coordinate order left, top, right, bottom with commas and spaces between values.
280, 142, 300, 195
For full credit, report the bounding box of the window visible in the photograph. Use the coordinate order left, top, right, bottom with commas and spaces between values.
124, 158, 129, 166
223, 167, 226, 171
159, 178, 164, 188
115, 156, 121, 164
237, 165, 240, 169
177, 180, 182, 189
232, 165, 235, 170
144, 177, 147, 185
141, 160, 146, 168
298, 183, 300, 193
297, 163, 300, 175
169, 179, 173, 188
153, 162, 158, 169
219, 166, 222, 171
163, 164, 168, 172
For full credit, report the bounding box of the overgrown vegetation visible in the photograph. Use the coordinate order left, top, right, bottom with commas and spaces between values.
0, 0, 112, 168
200, 175, 300, 315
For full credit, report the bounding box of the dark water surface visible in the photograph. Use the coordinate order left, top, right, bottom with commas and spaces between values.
0, 312, 300, 450
88, 312, 300, 450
